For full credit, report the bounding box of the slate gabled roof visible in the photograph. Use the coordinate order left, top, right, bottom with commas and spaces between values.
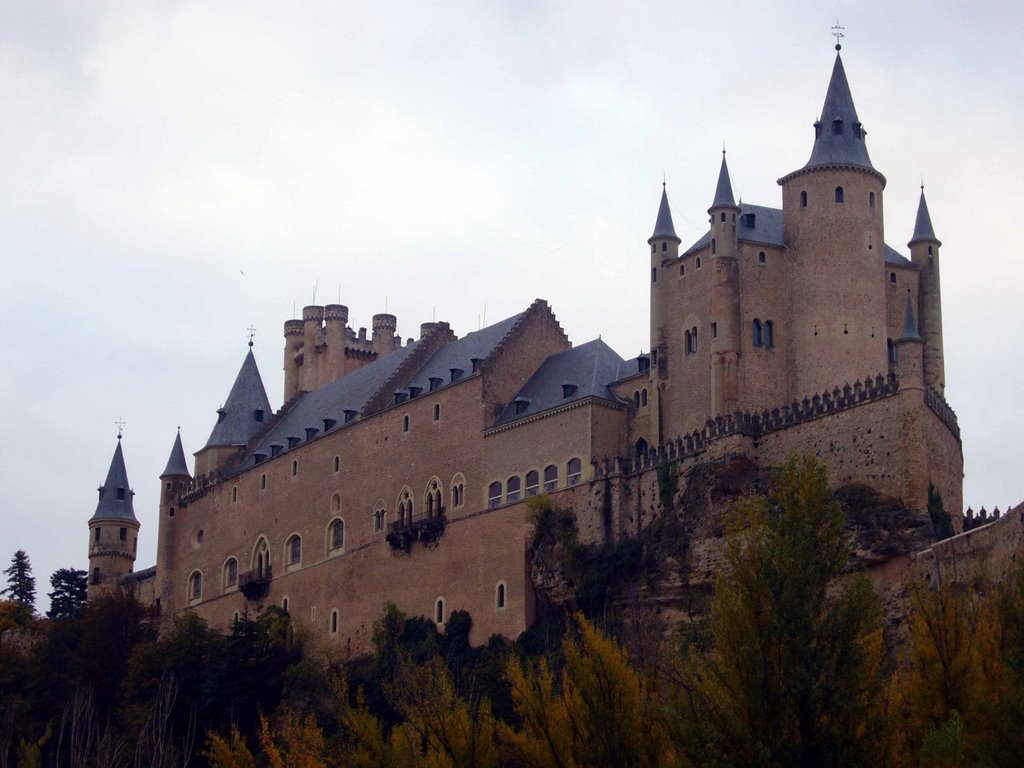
492, 339, 627, 427
649, 185, 680, 243
160, 430, 191, 478
204, 349, 273, 449
90, 439, 138, 523
802, 52, 875, 172
885, 245, 913, 267
684, 204, 784, 255
909, 189, 939, 245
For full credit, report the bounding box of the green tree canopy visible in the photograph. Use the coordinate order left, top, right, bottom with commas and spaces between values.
2, 550, 35, 608
45, 567, 87, 621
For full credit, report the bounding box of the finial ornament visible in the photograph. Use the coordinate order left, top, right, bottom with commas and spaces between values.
832, 21, 845, 50
115, 417, 126, 440
246, 324, 257, 348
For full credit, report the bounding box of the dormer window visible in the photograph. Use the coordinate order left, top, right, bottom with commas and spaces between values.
814, 122, 822, 138
638, 355, 650, 373
833, 119, 843, 135
742, 213, 756, 228
429, 377, 443, 391
343, 410, 357, 424
408, 386, 422, 398
471, 358, 482, 372
305, 427, 318, 441
854, 122, 863, 138
562, 384, 578, 399
450, 368, 464, 383
270, 444, 283, 457
254, 453, 266, 464
254, 409, 264, 423
514, 398, 530, 416
323, 418, 336, 431
393, 391, 408, 405
217, 409, 226, 424
116, 487, 126, 501
287, 436, 300, 449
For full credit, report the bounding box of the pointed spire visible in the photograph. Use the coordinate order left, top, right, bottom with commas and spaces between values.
648, 183, 681, 244
90, 439, 138, 523
899, 292, 922, 342
803, 51, 875, 171
710, 151, 737, 209
909, 186, 940, 246
204, 348, 273, 449
160, 429, 191, 479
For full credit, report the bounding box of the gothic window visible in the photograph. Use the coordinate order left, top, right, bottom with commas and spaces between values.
488, 482, 502, 509
189, 571, 202, 601
635, 438, 649, 459
835, 186, 844, 203
496, 582, 506, 609
425, 480, 442, 518
224, 558, 238, 588
254, 537, 270, 578
753, 319, 763, 347
435, 598, 445, 624
526, 470, 539, 497
764, 321, 774, 349
330, 519, 344, 550
398, 490, 413, 526
567, 458, 582, 486
543, 464, 558, 493
450, 475, 466, 508
507, 476, 521, 503
373, 505, 386, 533
800, 191, 808, 208
286, 535, 302, 566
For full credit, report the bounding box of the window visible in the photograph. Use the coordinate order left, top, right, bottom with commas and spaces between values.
94, 527, 101, 543
711, 238, 716, 255
260, 473, 267, 490
711, 321, 718, 339
888, 339, 897, 364
507, 476, 521, 503
254, 408, 264, 422
398, 490, 413, 526
287, 535, 302, 566
496, 582, 506, 609
635, 438, 649, 459
869, 191, 876, 208
651, 243, 656, 255
331, 610, 338, 634
402, 415, 409, 433
679, 263, 685, 276
334, 456, 340, 473
526, 470, 539, 497
696, 257, 702, 269
562, 384, 577, 399
433, 403, 441, 421
800, 191, 808, 208
634, 391, 640, 407
691, 326, 698, 353
684, 330, 692, 355
890, 272, 896, 285
116, 487, 125, 500
488, 482, 502, 509
640, 389, 647, 407
189, 571, 202, 601
232, 611, 239, 624
514, 399, 529, 416
291, 460, 298, 477
661, 241, 666, 252
282, 597, 289, 613
232, 486, 238, 502
651, 267, 657, 284
435, 598, 445, 624
833, 119, 843, 135
753, 319, 763, 347
835, 186, 844, 203
764, 321, 774, 349
928, 245, 934, 256
373, 506, 386, 533
92, 567, 100, 584
758, 251, 766, 264
224, 558, 238, 588
543, 465, 558, 493
451, 476, 466, 508
330, 519, 345, 550
169, 507, 175, 517
567, 458, 582, 486
254, 537, 270, 578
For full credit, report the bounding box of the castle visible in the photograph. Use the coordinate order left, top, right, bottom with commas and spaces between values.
86, 47, 965, 649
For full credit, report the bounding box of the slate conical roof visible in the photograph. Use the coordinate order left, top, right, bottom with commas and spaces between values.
204, 349, 273, 449
710, 153, 737, 208
899, 293, 922, 342
909, 188, 940, 246
803, 52, 875, 171
648, 184, 681, 244
89, 439, 138, 523
160, 429, 191, 478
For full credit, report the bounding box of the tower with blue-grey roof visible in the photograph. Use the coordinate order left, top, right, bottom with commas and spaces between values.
708, 152, 743, 416
648, 182, 680, 379
909, 187, 945, 394
87, 435, 139, 598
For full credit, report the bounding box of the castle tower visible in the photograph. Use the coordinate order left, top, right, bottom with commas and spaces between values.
778, 47, 888, 397
372, 313, 398, 356
299, 305, 325, 392
894, 292, 925, 389
87, 436, 139, 599
323, 304, 349, 383
908, 187, 945, 394
154, 429, 191, 611
708, 153, 742, 415
194, 345, 273, 476
282, 318, 303, 400
648, 183, 681, 370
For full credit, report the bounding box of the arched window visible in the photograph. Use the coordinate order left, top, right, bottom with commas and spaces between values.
189, 571, 202, 601
696, 257, 702, 269
684, 330, 692, 355
567, 458, 582, 486
435, 598, 445, 624
634, 391, 640, 407
253, 537, 270, 578
425, 480, 442, 518
753, 319, 763, 347
334, 455, 340, 473
800, 191, 808, 208
433, 403, 441, 421
640, 389, 647, 407
282, 597, 289, 613
260, 473, 267, 490
402, 415, 409, 433
330, 519, 344, 550
758, 251, 766, 264
711, 238, 717, 255
496, 582, 506, 609
543, 465, 558, 493
398, 489, 413, 526
224, 558, 238, 588
488, 482, 502, 509
835, 186, 844, 203
450, 474, 466, 508
286, 535, 302, 566
661, 241, 666, 252
764, 321, 774, 349
507, 476, 521, 503
526, 470, 539, 497
869, 191, 876, 208
691, 326, 698, 353
635, 438, 648, 459
373, 504, 386, 533
890, 272, 896, 284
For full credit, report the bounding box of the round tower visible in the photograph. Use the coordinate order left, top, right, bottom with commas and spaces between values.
908, 187, 944, 394
154, 429, 191, 612
323, 304, 349, 385
282, 318, 303, 400
87, 436, 140, 600
778, 47, 888, 398
894, 292, 925, 390
648, 183, 681, 369
299, 305, 325, 392
708, 153, 742, 415
372, 313, 398, 355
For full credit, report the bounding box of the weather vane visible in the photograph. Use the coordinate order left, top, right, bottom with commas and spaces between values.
247, 324, 257, 348
115, 417, 126, 439
832, 21, 845, 50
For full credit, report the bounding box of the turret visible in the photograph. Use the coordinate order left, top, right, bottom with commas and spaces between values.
194, 346, 273, 476
154, 429, 191, 611
87, 436, 139, 599
648, 183, 681, 370
372, 313, 398, 356
778, 46, 888, 397
282, 319, 303, 400
323, 304, 349, 384
299, 305, 325, 392
708, 153, 742, 415
908, 187, 945, 394
894, 292, 924, 389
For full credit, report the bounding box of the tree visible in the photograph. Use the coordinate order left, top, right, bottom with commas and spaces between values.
678, 454, 888, 767
2, 550, 35, 608
46, 568, 87, 621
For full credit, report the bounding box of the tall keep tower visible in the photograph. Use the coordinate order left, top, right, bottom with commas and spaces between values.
154, 429, 191, 610
87, 436, 139, 599
648, 183, 681, 370
909, 187, 945, 394
778, 47, 888, 397
708, 153, 742, 415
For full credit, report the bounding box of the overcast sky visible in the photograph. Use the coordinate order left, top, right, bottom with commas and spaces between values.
2, 1, 1021, 611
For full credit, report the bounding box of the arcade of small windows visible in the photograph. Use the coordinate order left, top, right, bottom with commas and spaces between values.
451, 478, 466, 508
543, 464, 558, 493
752, 319, 774, 349
398, 490, 413, 526
425, 480, 443, 517
525, 470, 539, 497
633, 388, 648, 408
506, 476, 521, 503
567, 458, 582, 486
373, 506, 386, 533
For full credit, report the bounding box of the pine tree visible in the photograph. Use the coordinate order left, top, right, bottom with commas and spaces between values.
46, 567, 88, 620
2, 550, 36, 608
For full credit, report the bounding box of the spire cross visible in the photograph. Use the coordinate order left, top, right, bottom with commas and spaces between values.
115, 417, 126, 439
832, 21, 845, 50
246, 324, 257, 348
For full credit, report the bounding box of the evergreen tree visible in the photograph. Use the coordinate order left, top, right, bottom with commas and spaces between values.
46, 568, 87, 621
2, 550, 35, 608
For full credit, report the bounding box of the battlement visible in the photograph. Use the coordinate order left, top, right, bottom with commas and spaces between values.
925, 386, 960, 441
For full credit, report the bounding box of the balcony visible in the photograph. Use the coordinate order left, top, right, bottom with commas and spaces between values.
387, 509, 446, 552
239, 566, 272, 601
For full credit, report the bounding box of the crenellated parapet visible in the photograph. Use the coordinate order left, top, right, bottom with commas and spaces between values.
924, 386, 960, 440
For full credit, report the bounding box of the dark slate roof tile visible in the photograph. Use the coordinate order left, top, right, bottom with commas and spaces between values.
803, 52, 875, 171
684, 203, 784, 256
90, 440, 138, 523
649, 185, 680, 242
406, 313, 523, 394
160, 430, 191, 478
885, 245, 912, 266
204, 350, 273, 449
